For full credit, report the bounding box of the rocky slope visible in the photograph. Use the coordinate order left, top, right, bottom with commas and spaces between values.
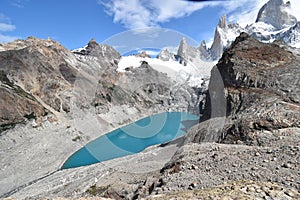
1, 1, 300, 197
0, 37, 77, 115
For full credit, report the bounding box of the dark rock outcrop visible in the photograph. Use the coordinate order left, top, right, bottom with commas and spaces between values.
188, 32, 300, 145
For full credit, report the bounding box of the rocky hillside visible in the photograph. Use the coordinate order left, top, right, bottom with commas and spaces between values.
1, 0, 300, 196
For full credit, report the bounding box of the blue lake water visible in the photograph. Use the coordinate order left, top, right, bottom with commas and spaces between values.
61, 112, 199, 169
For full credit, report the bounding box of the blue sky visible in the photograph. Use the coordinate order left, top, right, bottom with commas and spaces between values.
1, 0, 298, 50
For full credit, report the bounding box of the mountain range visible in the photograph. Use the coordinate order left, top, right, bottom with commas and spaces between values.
166, 0, 300, 64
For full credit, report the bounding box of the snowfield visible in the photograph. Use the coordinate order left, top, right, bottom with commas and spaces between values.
118, 55, 216, 87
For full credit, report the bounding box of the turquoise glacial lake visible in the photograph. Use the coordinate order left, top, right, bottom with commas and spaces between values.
62, 112, 199, 169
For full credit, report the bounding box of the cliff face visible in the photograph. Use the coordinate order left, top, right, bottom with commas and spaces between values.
188, 32, 300, 145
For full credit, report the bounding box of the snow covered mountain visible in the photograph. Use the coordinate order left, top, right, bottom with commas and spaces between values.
211, 0, 300, 59
156, 0, 300, 64
255, 0, 297, 30
247, 0, 298, 43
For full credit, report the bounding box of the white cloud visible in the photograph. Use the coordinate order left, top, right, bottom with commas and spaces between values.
0, 13, 18, 43
99, 0, 223, 29
0, 34, 18, 43
100, 0, 153, 29
100, 0, 274, 30
101, 0, 300, 30
0, 23, 16, 32
10, 0, 30, 8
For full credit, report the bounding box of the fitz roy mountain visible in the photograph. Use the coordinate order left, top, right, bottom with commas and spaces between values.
167, 0, 300, 63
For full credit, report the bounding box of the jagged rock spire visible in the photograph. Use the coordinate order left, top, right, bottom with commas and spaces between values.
218, 14, 227, 29
177, 37, 188, 63
87, 38, 98, 48
210, 14, 228, 60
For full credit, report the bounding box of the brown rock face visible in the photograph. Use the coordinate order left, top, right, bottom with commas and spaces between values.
189, 32, 300, 145
0, 37, 77, 113
0, 71, 47, 131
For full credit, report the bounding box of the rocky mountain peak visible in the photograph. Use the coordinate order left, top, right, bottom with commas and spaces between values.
195, 32, 300, 144
134, 51, 151, 58
218, 14, 227, 29
73, 39, 120, 62
180, 37, 187, 45
157, 48, 175, 61
200, 40, 207, 48
0, 36, 63, 52
177, 37, 189, 64
198, 40, 211, 60
87, 38, 98, 49
256, 0, 297, 30
178, 37, 187, 54
209, 15, 227, 60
